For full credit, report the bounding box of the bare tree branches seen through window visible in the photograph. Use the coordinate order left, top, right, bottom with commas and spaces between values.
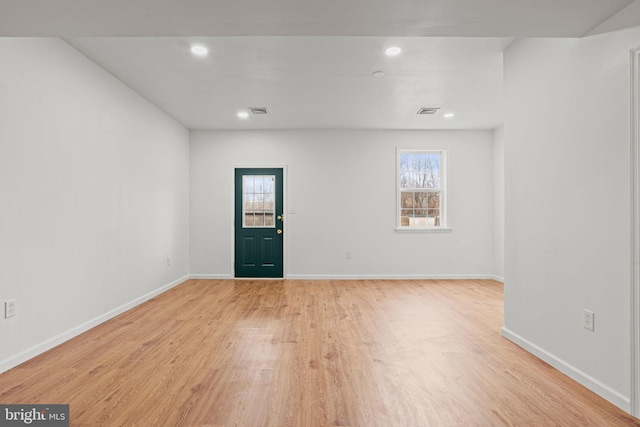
398, 151, 444, 227
243, 176, 276, 227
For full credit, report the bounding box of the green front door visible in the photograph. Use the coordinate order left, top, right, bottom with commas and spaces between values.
234, 168, 284, 278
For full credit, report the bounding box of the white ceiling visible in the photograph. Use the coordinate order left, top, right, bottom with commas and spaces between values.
4, 0, 640, 130
66, 37, 507, 130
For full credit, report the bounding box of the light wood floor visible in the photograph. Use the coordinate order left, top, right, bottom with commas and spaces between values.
1, 279, 639, 426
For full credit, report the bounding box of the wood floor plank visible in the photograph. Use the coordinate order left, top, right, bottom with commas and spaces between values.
0, 279, 639, 426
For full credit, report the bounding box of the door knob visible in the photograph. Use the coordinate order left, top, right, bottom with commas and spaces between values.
277, 215, 284, 221
277, 229, 283, 235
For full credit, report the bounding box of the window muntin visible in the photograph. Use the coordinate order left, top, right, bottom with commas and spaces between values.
398, 150, 445, 228
243, 175, 276, 228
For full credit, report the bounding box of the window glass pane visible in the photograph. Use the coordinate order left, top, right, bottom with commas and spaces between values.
400, 192, 414, 209
428, 192, 441, 210
264, 176, 273, 194
254, 177, 264, 194
399, 153, 411, 185
400, 153, 412, 168
265, 213, 275, 226
244, 177, 254, 193
426, 153, 441, 189
414, 192, 427, 209
265, 194, 274, 215
242, 175, 276, 228
412, 153, 424, 174
411, 169, 421, 188
400, 168, 411, 189
243, 193, 253, 211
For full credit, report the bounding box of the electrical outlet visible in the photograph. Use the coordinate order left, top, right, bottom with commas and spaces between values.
5, 300, 16, 319
583, 309, 595, 331
346, 251, 352, 259
166, 257, 171, 266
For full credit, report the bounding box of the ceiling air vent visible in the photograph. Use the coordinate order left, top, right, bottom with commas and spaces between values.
249, 107, 269, 115
417, 107, 440, 115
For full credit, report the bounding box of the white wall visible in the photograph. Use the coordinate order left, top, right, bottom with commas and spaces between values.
503, 28, 640, 411
0, 38, 190, 371
493, 125, 505, 281
190, 129, 494, 279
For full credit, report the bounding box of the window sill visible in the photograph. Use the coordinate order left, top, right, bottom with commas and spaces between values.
394, 227, 453, 233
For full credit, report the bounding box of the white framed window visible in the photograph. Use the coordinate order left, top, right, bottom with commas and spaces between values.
396, 149, 448, 230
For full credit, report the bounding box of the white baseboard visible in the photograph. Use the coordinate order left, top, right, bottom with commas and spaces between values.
188, 274, 497, 281
501, 327, 630, 413
284, 274, 497, 280
189, 274, 500, 281
492, 275, 505, 283
189, 274, 233, 279
0, 274, 189, 374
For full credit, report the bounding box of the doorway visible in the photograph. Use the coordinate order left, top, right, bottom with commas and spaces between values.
234, 168, 284, 278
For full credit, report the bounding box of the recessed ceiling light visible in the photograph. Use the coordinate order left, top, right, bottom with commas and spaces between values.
190, 45, 208, 56
372, 71, 385, 78
443, 113, 455, 118
237, 111, 249, 119
385, 46, 402, 56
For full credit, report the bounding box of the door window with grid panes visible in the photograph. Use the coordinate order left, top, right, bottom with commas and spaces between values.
243, 175, 276, 228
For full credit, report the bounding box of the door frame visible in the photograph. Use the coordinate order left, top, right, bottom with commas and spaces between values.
231, 165, 287, 278
630, 46, 640, 418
